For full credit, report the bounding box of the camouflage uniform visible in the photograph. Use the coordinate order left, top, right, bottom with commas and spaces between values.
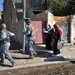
0, 23, 15, 66
23, 18, 35, 58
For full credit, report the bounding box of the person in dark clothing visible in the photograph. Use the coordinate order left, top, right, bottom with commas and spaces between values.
52, 24, 62, 55
43, 24, 54, 50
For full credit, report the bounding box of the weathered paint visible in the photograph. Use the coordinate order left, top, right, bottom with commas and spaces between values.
31, 21, 46, 44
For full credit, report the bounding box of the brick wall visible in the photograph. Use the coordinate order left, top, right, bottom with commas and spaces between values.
3, 0, 23, 46
26, 0, 47, 21
3, 0, 75, 46
3, 0, 17, 27
12, 20, 23, 44
3, 0, 48, 46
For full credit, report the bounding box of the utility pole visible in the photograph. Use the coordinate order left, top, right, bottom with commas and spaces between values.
22, 0, 26, 53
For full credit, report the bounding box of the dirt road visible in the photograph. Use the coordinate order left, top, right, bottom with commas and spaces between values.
0, 62, 75, 75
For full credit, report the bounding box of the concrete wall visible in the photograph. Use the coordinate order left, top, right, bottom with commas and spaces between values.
0, 10, 2, 22
0, 11, 2, 19
3, 0, 17, 26
3, 0, 75, 46
70, 15, 75, 44
3, 0, 23, 46
11, 20, 23, 44
47, 12, 54, 25
48, 15, 70, 43
3, 0, 48, 46
57, 22, 70, 43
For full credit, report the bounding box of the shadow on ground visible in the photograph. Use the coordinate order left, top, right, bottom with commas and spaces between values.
9, 42, 67, 62
10, 40, 22, 50
0, 63, 12, 67
33, 44, 46, 50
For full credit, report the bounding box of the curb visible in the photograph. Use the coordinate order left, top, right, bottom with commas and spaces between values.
0, 56, 70, 72
0, 61, 69, 71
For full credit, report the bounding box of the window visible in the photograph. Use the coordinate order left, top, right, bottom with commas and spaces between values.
16, 0, 22, 3
32, 0, 47, 14
13, 0, 22, 3
13, 0, 22, 9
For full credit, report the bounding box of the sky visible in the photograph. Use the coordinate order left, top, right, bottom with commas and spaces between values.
0, 0, 4, 10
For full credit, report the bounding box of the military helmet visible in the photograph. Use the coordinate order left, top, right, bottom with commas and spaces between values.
24, 18, 31, 23
1, 23, 7, 29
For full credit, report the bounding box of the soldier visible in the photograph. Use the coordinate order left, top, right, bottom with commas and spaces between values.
23, 18, 37, 59
0, 23, 15, 67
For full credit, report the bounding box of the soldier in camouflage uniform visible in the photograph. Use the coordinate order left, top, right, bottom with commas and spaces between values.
23, 18, 37, 59
0, 23, 15, 67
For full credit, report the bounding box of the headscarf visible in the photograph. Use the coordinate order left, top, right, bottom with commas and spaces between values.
47, 24, 53, 32
52, 24, 62, 40
54, 24, 62, 36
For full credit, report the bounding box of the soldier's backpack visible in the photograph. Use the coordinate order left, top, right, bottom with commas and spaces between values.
31, 25, 36, 36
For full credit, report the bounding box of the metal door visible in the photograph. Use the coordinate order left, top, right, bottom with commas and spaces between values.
31, 21, 46, 44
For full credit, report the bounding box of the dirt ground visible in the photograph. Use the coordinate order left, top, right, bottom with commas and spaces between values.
0, 62, 75, 75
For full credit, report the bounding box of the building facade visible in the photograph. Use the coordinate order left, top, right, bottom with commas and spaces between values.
0, 10, 3, 23
3, 0, 50, 48
3, 0, 75, 48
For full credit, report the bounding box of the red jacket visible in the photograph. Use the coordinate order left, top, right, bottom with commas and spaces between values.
53, 24, 62, 40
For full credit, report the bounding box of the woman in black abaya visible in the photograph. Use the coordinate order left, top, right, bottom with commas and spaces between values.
43, 24, 54, 50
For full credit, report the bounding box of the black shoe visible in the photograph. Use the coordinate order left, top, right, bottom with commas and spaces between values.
11, 62, 17, 67
11, 62, 15, 67
29, 57, 34, 59
0, 60, 4, 63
